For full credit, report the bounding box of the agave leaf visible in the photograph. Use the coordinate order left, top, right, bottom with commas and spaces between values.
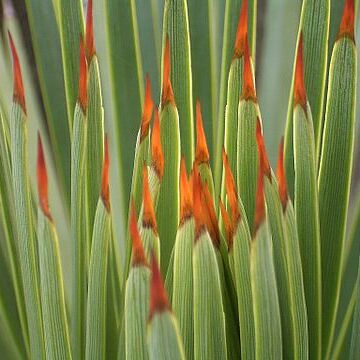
250, 222, 282, 359
85, 199, 111, 360
349, 257, 360, 359
71, 101, 88, 360
57, 0, 85, 129
162, 0, 194, 168
318, 28, 357, 355
284, 0, 330, 198
293, 103, 322, 359
104, 0, 144, 201
38, 211, 71, 360
193, 231, 227, 360
172, 218, 195, 360
24, 0, 70, 203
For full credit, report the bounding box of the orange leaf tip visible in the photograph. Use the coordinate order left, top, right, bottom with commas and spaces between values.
8, 32, 26, 114
219, 200, 234, 250
140, 75, 154, 142
78, 37, 88, 112
195, 100, 210, 164
242, 37, 257, 102
180, 158, 193, 224
151, 109, 164, 180
130, 200, 147, 267
193, 168, 207, 239
85, 0, 96, 61
253, 166, 265, 237
150, 253, 170, 319
255, 118, 271, 180
222, 149, 240, 224
101, 136, 110, 212
37, 134, 52, 220
233, 0, 248, 58
294, 33, 307, 110
338, 0, 355, 41
202, 183, 220, 248
276, 137, 288, 212
142, 165, 157, 233
161, 35, 175, 106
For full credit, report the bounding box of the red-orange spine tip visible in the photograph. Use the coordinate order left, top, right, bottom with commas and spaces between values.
233, 0, 248, 58
192, 168, 206, 239
202, 183, 220, 248
242, 37, 257, 102
130, 200, 148, 267
195, 100, 210, 164
150, 253, 170, 319
140, 75, 154, 142
78, 37, 88, 112
276, 137, 288, 212
142, 165, 157, 232
180, 158, 193, 224
294, 33, 307, 109
161, 35, 175, 106
8, 32, 26, 114
253, 169, 265, 237
219, 200, 234, 250
151, 109, 164, 180
37, 134, 52, 220
85, 0, 96, 61
222, 149, 240, 224
338, 0, 355, 41
101, 136, 110, 212
255, 118, 271, 180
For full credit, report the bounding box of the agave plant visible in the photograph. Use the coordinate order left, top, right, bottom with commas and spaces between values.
0, 0, 359, 359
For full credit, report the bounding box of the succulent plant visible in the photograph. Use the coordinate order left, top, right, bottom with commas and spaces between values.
0, 0, 359, 359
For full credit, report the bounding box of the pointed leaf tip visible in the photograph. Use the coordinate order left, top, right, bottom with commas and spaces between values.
101, 136, 110, 212
86, 0, 96, 60
195, 100, 210, 164
233, 0, 248, 58
222, 149, 240, 224
140, 75, 154, 141
37, 134, 51, 219
142, 165, 157, 232
180, 158, 193, 224
193, 168, 206, 239
276, 137, 288, 212
294, 33, 307, 109
78, 37, 88, 111
8, 32, 26, 113
255, 118, 271, 180
150, 253, 169, 319
242, 37, 257, 101
161, 35, 175, 106
219, 200, 234, 249
151, 109, 164, 179
130, 200, 147, 267
338, 0, 355, 41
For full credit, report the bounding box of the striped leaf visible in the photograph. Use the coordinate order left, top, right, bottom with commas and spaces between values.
349, 257, 360, 359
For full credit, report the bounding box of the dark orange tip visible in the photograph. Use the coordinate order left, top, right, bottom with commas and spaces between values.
130, 200, 147, 267
8, 32, 26, 114
195, 100, 210, 164
276, 137, 288, 212
192, 168, 206, 239
222, 149, 240, 224
78, 37, 88, 112
161, 35, 175, 106
150, 253, 170, 319
255, 118, 271, 180
180, 157, 193, 224
294, 33, 307, 109
140, 75, 154, 142
151, 109, 164, 180
233, 0, 248, 58
101, 136, 110, 212
242, 37, 257, 102
338, 0, 355, 41
37, 134, 51, 220
142, 165, 157, 233
253, 168, 265, 237
85, 0, 96, 61
202, 183, 220, 248
219, 200, 234, 250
